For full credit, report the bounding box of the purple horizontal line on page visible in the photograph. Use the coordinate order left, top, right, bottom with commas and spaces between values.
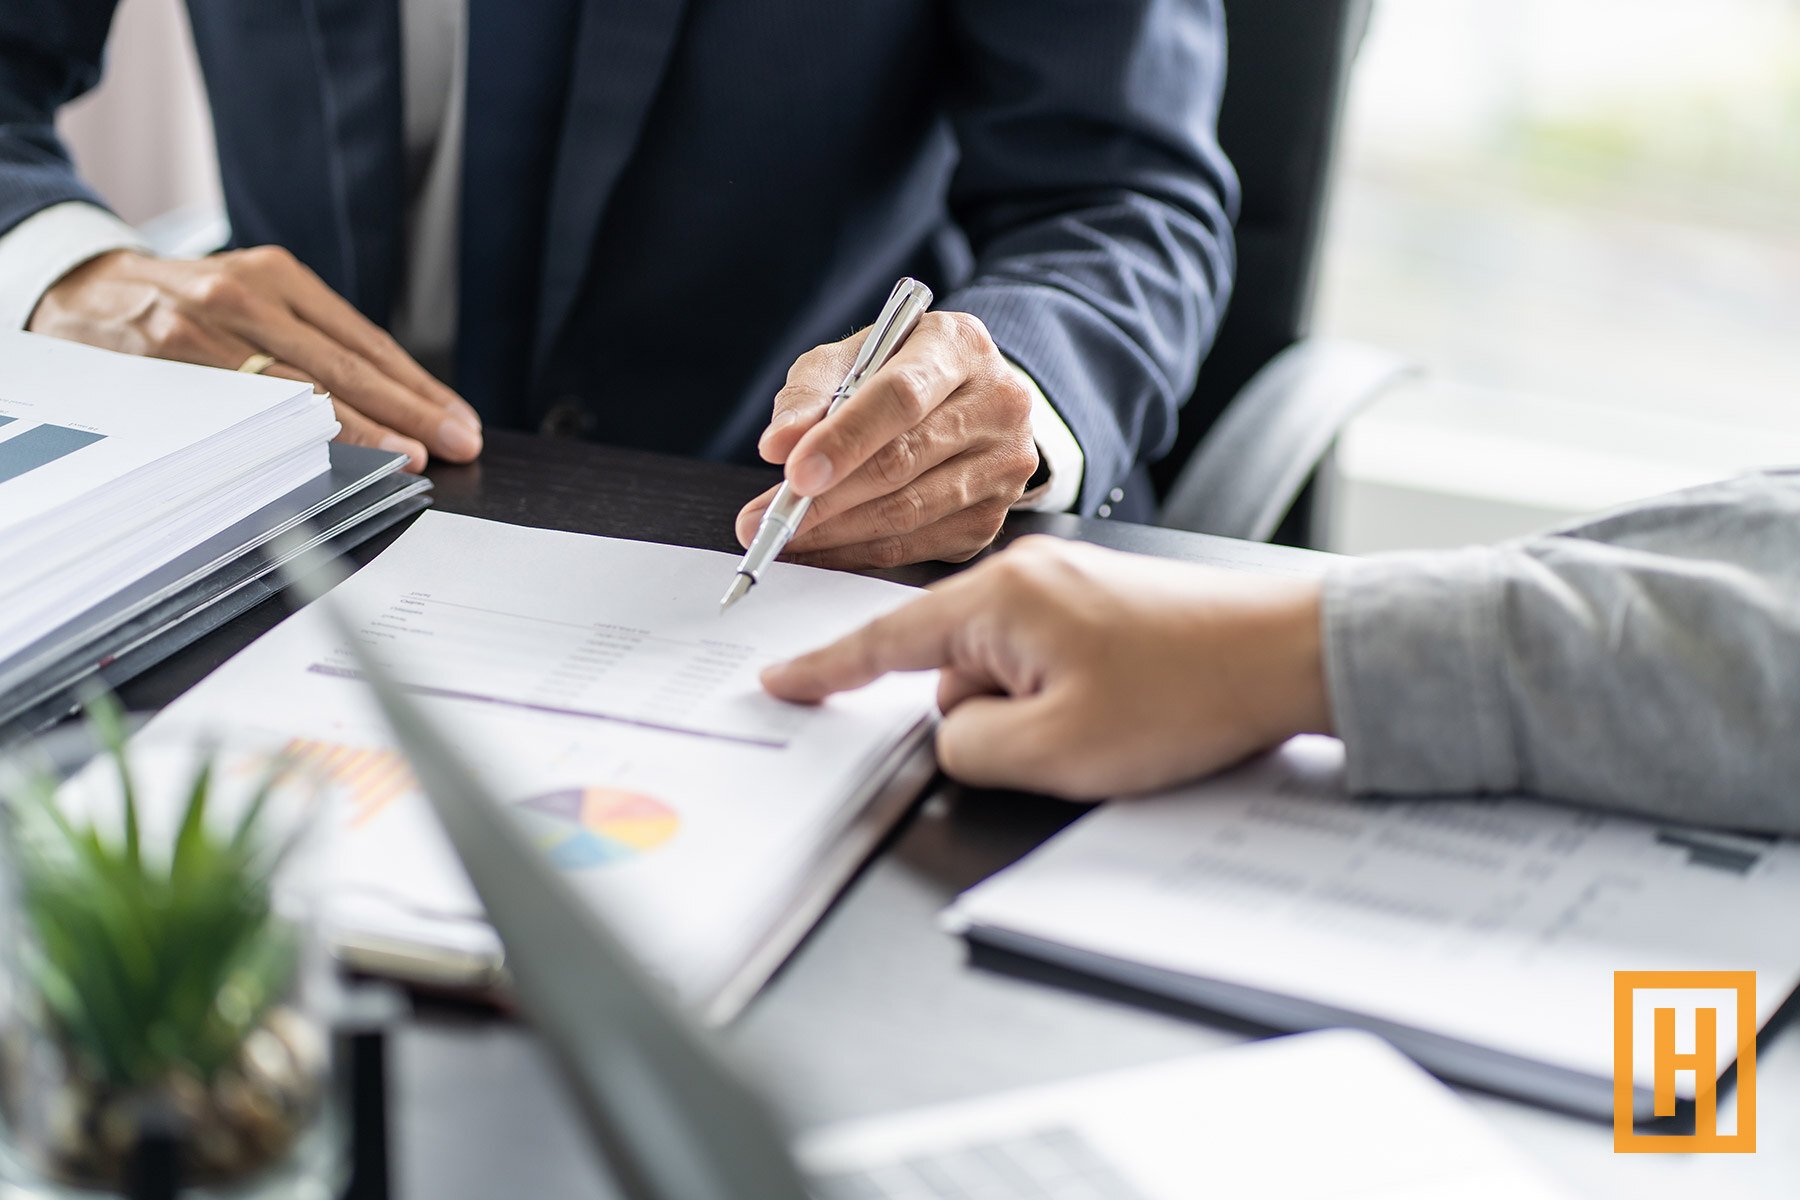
306, 663, 789, 750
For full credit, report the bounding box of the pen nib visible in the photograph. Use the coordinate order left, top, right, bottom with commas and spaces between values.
719, 574, 753, 614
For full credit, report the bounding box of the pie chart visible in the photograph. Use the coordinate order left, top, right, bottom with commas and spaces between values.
513, 787, 681, 869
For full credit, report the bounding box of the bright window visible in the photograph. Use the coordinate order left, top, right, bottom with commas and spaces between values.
1317, 0, 1800, 551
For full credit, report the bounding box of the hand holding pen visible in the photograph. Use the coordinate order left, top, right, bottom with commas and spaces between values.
726, 280, 1041, 605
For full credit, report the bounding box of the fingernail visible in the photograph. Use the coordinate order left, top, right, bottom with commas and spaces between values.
437, 416, 483, 460
381, 434, 427, 472
760, 662, 799, 697
453, 400, 483, 431
791, 452, 833, 495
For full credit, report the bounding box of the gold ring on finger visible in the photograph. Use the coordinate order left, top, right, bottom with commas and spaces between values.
236, 352, 278, 375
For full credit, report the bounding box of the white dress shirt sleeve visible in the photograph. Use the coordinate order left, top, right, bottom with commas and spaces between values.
0, 201, 149, 331
1008, 361, 1085, 513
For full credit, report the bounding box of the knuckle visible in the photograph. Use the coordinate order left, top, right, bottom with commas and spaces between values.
936, 398, 976, 448
938, 310, 995, 357
869, 428, 922, 489
876, 482, 929, 539
980, 496, 1010, 533
886, 367, 934, 420
991, 541, 1059, 589
788, 342, 846, 385
772, 381, 819, 415
849, 638, 886, 684
950, 469, 978, 513
861, 613, 910, 666
148, 312, 202, 357
996, 374, 1033, 424
867, 535, 910, 571
1005, 438, 1040, 486
954, 503, 1009, 560
987, 551, 1033, 585
370, 327, 407, 360
236, 244, 296, 275
323, 346, 368, 388
1012, 534, 1065, 560
193, 271, 251, 313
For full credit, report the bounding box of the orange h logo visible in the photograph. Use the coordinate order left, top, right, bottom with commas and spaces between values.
1614, 970, 1756, 1153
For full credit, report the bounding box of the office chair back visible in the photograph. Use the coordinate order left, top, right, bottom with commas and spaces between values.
1150, 0, 1373, 501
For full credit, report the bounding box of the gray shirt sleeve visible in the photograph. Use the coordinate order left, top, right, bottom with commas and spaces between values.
1320, 468, 1800, 833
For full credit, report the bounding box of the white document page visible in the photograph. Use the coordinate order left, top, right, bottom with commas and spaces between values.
947, 736, 1800, 1111
141, 511, 938, 1010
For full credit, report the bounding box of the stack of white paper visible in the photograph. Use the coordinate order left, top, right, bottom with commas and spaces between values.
0, 332, 337, 663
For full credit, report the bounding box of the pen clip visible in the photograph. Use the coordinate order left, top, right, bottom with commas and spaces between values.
844, 278, 933, 394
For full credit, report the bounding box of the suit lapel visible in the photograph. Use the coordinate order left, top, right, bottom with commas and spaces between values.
299, 0, 406, 324
531, 0, 692, 375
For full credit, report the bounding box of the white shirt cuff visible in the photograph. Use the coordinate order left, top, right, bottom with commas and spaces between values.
1008, 362, 1084, 513
0, 201, 149, 331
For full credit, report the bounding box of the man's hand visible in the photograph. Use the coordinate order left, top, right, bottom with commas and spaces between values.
736, 312, 1039, 569
763, 537, 1334, 800
28, 247, 482, 472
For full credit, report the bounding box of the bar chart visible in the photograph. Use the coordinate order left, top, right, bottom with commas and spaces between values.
0, 422, 107, 484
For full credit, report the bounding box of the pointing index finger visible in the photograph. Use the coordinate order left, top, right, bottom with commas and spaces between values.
761, 588, 965, 703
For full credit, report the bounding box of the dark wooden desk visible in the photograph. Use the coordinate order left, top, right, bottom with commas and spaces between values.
118, 433, 1766, 1200
118, 431, 1331, 709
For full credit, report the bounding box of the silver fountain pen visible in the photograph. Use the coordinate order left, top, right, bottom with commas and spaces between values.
720, 277, 934, 612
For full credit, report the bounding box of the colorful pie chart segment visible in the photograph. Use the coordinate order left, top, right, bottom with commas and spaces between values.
514, 787, 681, 869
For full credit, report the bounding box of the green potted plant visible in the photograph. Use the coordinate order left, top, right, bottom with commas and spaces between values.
0, 699, 337, 1196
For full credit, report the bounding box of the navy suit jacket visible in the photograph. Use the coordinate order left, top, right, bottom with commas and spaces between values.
0, 0, 1237, 516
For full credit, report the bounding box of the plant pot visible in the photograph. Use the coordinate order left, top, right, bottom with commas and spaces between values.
0, 725, 346, 1200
